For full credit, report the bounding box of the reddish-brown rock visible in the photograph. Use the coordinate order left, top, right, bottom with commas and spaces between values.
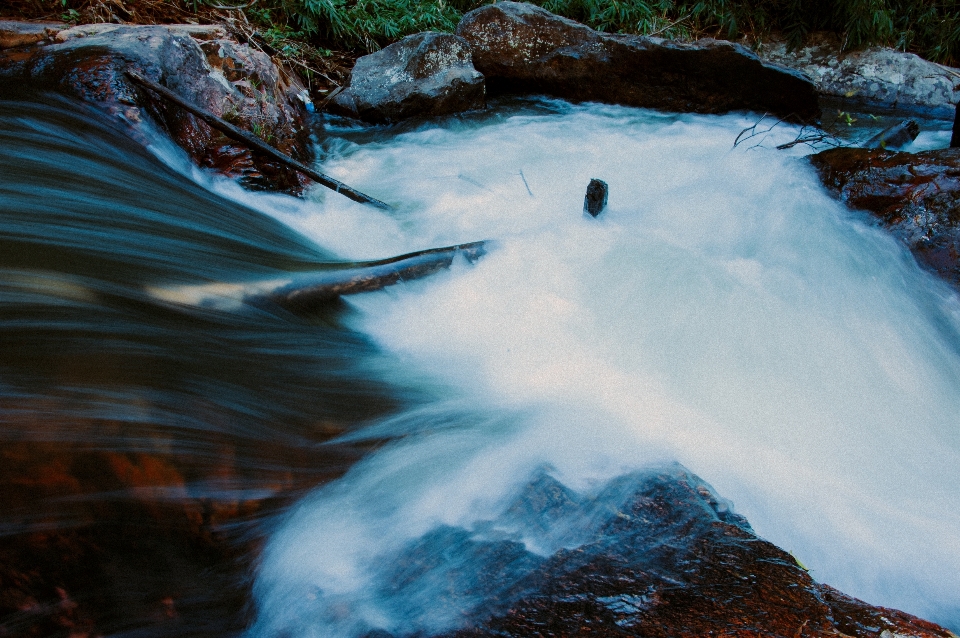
456, 2, 819, 120
0, 23, 311, 192
0, 20, 64, 49
811, 147, 960, 287
348, 467, 954, 638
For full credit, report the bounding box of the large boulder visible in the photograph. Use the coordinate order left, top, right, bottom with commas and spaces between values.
456, 2, 819, 120
335, 466, 952, 637
811, 147, 960, 288
0, 22, 311, 192
330, 31, 485, 123
759, 33, 960, 118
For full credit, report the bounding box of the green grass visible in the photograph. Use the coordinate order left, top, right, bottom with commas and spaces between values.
241, 0, 959, 64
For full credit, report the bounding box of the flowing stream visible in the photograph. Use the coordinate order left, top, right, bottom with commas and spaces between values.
2, 90, 959, 636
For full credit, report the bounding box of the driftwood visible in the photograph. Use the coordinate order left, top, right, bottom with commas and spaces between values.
125, 71, 392, 210
864, 119, 920, 149
264, 241, 487, 311
151, 241, 488, 312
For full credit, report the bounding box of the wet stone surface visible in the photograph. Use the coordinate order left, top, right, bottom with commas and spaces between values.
355, 467, 954, 638
0, 22, 311, 192
811, 147, 960, 289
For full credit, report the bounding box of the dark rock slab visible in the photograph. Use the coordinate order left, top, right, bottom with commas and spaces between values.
0, 23, 310, 192
331, 32, 484, 123
456, 2, 819, 120
811, 147, 960, 288
351, 466, 952, 637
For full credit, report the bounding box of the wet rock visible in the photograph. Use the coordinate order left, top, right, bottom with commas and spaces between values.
330, 32, 484, 123
0, 20, 64, 49
810, 147, 960, 287
351, 467, 952, 637
455, 2, 819, 120
952, 102, 959, 147
759, 33, 960, 118
0, 23, 310, 192
583, 178, 608, 217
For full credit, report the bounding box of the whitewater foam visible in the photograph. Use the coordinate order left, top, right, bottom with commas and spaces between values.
248, 100, 960, 636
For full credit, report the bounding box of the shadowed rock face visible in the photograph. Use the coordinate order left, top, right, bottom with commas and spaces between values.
811, 147, 960, 288
456, 1, 819, 120
0, 22, 310, 192
331, 32, 485, 123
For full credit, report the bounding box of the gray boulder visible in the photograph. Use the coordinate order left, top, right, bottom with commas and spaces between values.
0, 22, 311, 192
330, 31, 484, 123
456, 1, 819, 120
758, 33, 960, 118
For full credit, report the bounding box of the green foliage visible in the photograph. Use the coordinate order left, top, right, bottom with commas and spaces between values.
242, 0, 960, 64
246, 0, 462, 52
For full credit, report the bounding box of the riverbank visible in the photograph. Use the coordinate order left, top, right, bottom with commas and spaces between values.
2, 4, 960, 638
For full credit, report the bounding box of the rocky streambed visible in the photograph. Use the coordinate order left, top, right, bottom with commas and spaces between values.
2, 4, 960, 637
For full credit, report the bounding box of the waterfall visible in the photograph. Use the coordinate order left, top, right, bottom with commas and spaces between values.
2, 91, 958, 636
245, 99, 960, 636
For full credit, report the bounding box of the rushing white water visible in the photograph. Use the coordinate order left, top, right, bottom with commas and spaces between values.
244, 100, 960, 636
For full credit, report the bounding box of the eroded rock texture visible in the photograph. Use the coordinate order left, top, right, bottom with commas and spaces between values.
0, 22, 310, 191
456, 1, 819, 120
330, 466, 953, 638
811, 147, 960, 288
331, 31, 484, 123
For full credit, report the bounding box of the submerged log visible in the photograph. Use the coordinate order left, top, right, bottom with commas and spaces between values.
126, 71, 392, 210
151, 241, 487, 313
264, 241, 487, 311
863, 119, 920, 149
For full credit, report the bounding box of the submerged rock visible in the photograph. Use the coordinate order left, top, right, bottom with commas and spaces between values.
583, 178, 608, 217
759, 33, 960, 118
359, 466, 953, 638
811, 147, 960, 288
330, 32, 485, 123
456, 2, 819, 120
0, 22, 310, 192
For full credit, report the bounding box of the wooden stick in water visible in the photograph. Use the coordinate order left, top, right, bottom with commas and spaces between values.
261, 241, 488, 312
125, 71, 392, 210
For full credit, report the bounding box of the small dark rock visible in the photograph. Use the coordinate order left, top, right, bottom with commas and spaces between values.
584, 178, 608, 217
330, 32, 484, 123
456, 1, 819, 120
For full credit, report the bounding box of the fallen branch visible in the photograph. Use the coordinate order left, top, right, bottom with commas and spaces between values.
265, 241, 487, 311
126, 71, 391, 210
150, 241, 488, 313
